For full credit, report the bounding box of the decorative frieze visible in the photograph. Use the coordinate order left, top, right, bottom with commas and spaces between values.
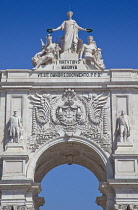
0, 206, 29, 210
114, 204, 138, 210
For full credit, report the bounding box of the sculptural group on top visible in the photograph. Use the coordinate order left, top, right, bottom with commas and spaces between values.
32, 11, 105, 70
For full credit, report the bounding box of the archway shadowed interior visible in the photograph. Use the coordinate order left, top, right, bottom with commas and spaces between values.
33, 139, 112, 183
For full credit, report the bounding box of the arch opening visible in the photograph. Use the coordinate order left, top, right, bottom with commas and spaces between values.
31, 139, 113, 183
39, 164, 102, 210
27, 138, 113, 209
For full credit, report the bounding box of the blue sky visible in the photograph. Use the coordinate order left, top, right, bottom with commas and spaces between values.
0, 0, 138, 70
0, 0, 138, 209
40, 164, 101, 210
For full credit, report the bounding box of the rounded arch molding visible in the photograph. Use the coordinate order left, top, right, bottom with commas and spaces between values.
26, 137, 113, 182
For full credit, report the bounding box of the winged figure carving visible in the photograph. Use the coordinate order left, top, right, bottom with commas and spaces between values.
83, 93, 109, 124
30, 93, 51, 125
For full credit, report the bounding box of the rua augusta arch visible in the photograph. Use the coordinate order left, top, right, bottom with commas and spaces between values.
0, 11, 138, 210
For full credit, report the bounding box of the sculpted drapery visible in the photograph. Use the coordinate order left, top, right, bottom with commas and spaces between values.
52, 11, 87, 53
60, 19, 80, 52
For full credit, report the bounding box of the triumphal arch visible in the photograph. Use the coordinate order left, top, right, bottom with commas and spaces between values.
0, 11, 138, 210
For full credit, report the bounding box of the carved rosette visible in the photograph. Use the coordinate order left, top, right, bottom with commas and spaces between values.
29, 89, 111, 152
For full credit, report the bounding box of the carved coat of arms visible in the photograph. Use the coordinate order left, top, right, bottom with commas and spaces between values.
29, 89, 111, 152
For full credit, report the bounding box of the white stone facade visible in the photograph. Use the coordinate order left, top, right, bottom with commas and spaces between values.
0, 67, 138, 209
0, 11, 138, 210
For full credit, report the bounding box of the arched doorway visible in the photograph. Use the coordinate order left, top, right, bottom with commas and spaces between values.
27, 137, 114, 209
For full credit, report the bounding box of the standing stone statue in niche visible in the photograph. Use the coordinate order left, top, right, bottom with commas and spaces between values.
32, 34, 61, 69
117, 110, 130, 142
80, 36, 105, 69
51, 11, 91, 53
8, 111, 23, 143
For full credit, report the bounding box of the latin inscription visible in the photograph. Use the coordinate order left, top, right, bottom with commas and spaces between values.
37, 60, 103, 77
38, 72, 102, 78
61, 66, 77, 69
58, 60, 80, 64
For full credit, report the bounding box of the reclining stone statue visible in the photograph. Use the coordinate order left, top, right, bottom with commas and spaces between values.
79, 36, 105, 69
32, 34, 61, 69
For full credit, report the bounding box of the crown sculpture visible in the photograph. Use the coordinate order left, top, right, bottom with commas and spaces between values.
32, 11, 105, 70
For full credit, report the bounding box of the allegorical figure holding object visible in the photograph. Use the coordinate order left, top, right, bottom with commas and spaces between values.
80, 36, 105, 69
8, 111, 23, 143
117, 110, 130, 142
80, 36, 96, 60
51, 11, 91, 53
32, 34, 60, 69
